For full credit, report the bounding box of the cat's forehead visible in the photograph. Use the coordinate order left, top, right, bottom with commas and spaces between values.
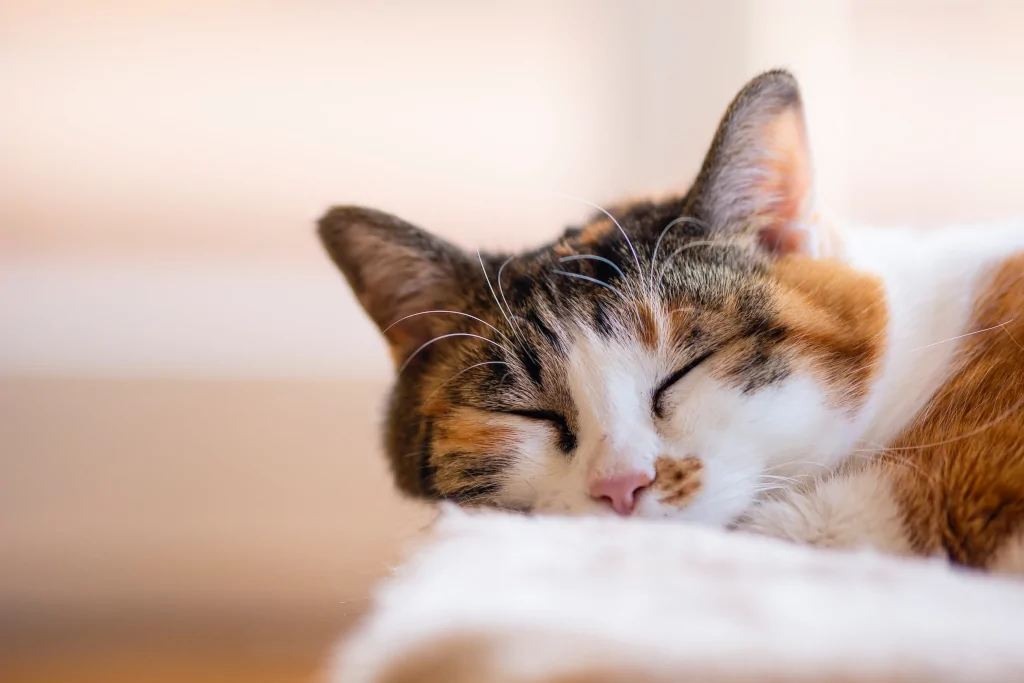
491, 199, 767, 317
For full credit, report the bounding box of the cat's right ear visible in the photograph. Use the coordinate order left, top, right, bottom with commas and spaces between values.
318, 206, 469, 366
687, 70, 822, 258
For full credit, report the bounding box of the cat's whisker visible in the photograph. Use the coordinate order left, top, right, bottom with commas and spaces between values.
399, 449, 425, 461
478, 249, 521, 348
551, 270, 635, 311
649, 216, 707, 291
853, 391, 1024, 453
1002, 325, 1024, 352
496, 255, 526, 343
384, 309, 514, 346
449, 491, 499, 508
765, 460, 832, 472
845, 451, 931, 481
422, 360, 510, 406
909, 318, 1014, 351
557, 254, 637, 299
399, 332, 508, 375
756, 473, 811, 485
558, 254, 627, 280
553, 192, 642, 280
750, 484, 788, 495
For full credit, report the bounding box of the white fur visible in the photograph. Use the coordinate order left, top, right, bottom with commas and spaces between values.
498, 219, 1024, 555
989, 530, 1024, 576
502, 323, 858, 524
736, 466, 917, 556
333, 510, 1024, 683
841, 222, 1024, 452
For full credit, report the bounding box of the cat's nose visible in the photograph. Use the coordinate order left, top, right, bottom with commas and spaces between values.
588, 470, 653, 516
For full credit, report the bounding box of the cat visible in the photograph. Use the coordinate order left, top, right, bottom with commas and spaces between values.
319, 69, 1024, 573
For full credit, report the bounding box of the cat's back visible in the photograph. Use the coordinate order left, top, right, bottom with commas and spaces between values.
747, 225, 1024, 571
879, 231, 1024, 570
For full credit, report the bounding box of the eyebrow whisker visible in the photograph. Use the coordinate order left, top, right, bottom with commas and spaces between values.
497, 255, 526, 343
399, 332, 508, 375
557, 254, 637, 299
553, 192, 642, 280
649, 216, 707, 291
384, 309, 514, 346
422, 360, 510, 406
551, 270, 639, 321
478, 249, 521, 348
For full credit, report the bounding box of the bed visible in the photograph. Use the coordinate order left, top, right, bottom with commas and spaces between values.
331, 507, 1024, 683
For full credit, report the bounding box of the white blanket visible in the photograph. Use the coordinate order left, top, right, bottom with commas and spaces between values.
332, 508, 1024, 683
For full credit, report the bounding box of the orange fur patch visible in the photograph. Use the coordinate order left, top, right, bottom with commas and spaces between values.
577, 218, 615, 247
883, 253, 1024, 568
772, 255, 888, 407
433, 407, 515, 455
636, 303, 659, 350
430, 407, 516, 496
654, 455, 703, 506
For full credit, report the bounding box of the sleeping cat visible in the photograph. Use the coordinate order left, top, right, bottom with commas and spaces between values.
319, 70, 1024, 573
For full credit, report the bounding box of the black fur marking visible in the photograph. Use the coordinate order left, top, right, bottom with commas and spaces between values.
517, 345, 544, 389
504, 271, 533, 311
743, 312, 788, 345
483, 360, 516, 391
562, 226, 582, 239
526, 309, 560, 350
459, 456, 513, 480
737, 347, 791, 394
592, 301, 613, 337
581, 247, 626, 285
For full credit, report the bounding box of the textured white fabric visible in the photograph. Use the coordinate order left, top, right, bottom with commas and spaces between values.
332, 508, 1024, 683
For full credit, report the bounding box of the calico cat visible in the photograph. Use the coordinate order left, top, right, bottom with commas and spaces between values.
319, 70, 1024, 573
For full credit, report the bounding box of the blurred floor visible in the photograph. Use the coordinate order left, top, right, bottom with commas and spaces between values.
3, 621, 339, 683
0, 377, 432, 683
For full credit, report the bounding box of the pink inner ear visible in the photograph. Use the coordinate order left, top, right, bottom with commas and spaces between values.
752, 108, 815, 256
758, 221, 810, 255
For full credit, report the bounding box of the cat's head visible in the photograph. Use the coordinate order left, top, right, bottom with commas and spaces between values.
319, 70, 887, 523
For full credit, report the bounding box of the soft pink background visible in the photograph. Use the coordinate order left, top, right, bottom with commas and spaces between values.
2, 0, 1024, 673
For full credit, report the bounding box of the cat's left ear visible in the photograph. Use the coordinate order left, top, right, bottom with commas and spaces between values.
688, 69, 821, 257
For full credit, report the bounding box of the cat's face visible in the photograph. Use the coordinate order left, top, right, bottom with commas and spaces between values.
321, 71, 887, 525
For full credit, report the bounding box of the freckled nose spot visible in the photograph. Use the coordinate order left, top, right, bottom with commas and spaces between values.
654, 455, 703, 507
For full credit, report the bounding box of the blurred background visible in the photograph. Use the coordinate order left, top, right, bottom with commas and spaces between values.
3, 1, 1024, 681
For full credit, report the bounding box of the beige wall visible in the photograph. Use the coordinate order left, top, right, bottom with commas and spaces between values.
1, 0, 739, 265
3, 0, 1024, 636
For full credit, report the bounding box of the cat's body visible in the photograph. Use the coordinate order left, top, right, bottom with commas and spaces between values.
739, 223, 1024, 570
320, 71, 1024, 573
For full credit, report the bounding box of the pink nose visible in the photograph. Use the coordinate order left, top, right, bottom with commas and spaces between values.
588, 470, 653, 516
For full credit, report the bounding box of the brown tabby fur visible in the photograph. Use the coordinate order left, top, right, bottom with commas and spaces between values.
319, 69, 1024, 571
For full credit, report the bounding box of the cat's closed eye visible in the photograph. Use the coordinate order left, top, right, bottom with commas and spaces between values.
652, 351, 716, 419
505, 410, 577, 454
